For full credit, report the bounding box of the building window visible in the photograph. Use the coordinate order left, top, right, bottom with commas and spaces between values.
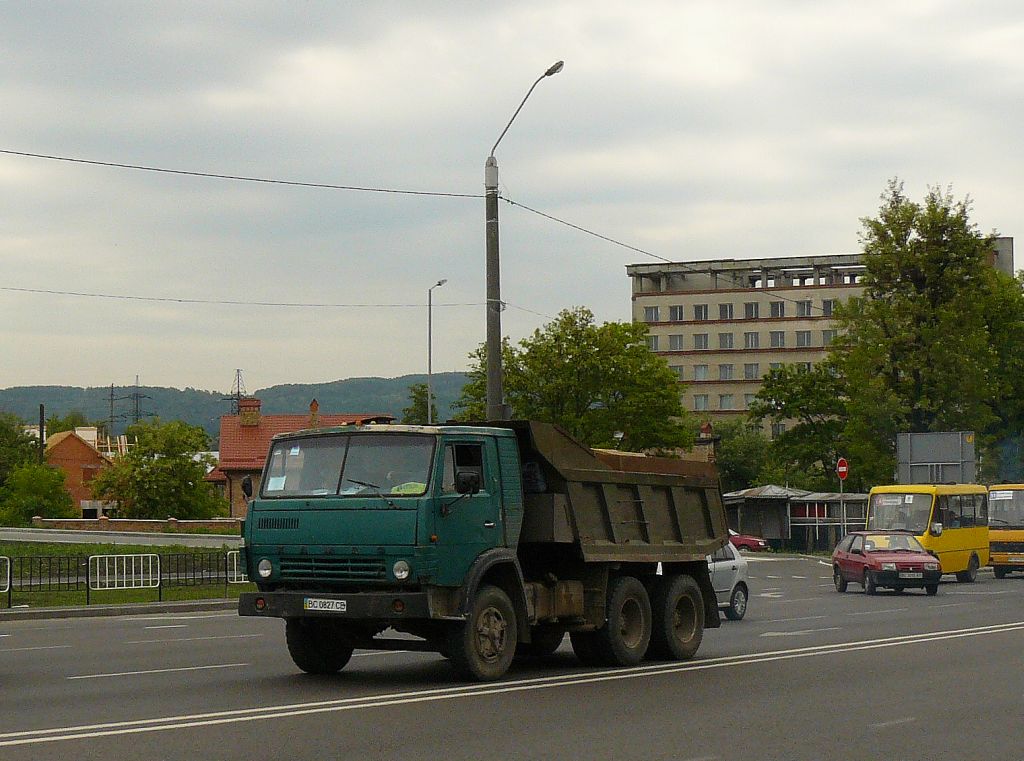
719, 364, 734, 380
646, 335, 659, 351
694, 394, 709, 411
796, 330, 812, 347
769, 362, 784, 370
669, 365, 685, 381
744, 331, 759, 349
771, 422, 786, 439
798, 362, 813, 371
694, 364, 709, 381
719, 332, 734, 349
693, 304, 709, 321
719, 394, 734, 410
744, 302, 759, 319
822, 329, 836, 345
822, 299, 834, 317
770, 301, 785, 318
719, 303, 734, 320
796, 300, 813, 317
744, 363, 760, 380
744, 394, 756, 408
669, 334, 685, 350
694, 333, 709, 350
669, 305, 685, 322
644, 306, 660, 322
770, 330, 785, 348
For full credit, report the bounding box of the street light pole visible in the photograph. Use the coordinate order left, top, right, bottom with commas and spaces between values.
485, 60, 564, 421
427, 278, 447, 424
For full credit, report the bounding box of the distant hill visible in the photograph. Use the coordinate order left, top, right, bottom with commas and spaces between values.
0, 373, 469, 440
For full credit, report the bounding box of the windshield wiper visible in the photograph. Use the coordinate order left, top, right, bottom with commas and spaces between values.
343, 478, 396, 508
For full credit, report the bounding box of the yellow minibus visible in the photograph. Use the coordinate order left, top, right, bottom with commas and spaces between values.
866, 484, 989, 582
988, 485, 1024, 578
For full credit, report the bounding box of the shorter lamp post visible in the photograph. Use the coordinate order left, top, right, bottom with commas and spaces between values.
427, 279, 448, 424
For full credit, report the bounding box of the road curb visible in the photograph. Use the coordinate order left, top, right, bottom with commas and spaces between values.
0, 598, 238, 622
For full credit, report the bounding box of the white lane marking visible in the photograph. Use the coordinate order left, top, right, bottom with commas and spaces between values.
817, 584, 834, 587
947, 590, 1014, 596
144, 625, 188, 630
131, 613, 237, 621
0, 645, 72, 653
766, 597, 821, 604
764, 615, 828, 624
0, 634, 9, 638
849, 608, 908, 616
761, 627, 842, 637
68, 663, 247, 680
758, 592, 783, 598
791, 575, 807, 579
870, 717, 916, 729
352, 651, 409, 658
766, 575, 782, 579
818, 560, 832, 567
9, 621, 1024, 748
126, 635, 262, 645
932, 603, 967, 609
762, 587, 782, 591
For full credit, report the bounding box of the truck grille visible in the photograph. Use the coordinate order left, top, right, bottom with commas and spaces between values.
279, 555, 386, 581
991, 541, 1024, 553
257, 516, 300, 530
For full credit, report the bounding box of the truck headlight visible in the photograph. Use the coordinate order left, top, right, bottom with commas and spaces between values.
257, 558, 273, 579
881, 563, 896, 571
393, 560, 411, 580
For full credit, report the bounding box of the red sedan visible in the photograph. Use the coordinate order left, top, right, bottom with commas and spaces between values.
729, 529, 768, 552
832, 530, 942, 595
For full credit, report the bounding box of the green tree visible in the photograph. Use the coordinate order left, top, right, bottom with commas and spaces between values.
46, 410, 106, 437
90, 419, 227, 519
453, 307, 693, 451
401, 383, 439, 425
0, 412, 37, 487
0, 463, 76, 526
710, 418, 772, 493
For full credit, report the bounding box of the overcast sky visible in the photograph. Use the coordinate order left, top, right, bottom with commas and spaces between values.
2, 1, 1022, 394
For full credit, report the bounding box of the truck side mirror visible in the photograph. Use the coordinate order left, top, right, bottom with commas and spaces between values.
455, 471, 481, 495
930, 522, 943, 536
241, 475, 254, 499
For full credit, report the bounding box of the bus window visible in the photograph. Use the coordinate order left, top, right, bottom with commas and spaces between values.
868, 492, 933, 533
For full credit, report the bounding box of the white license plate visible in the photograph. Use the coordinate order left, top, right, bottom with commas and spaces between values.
898, 572, 923, 579
303, 597, 347, 612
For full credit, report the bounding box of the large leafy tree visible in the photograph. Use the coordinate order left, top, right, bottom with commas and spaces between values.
453, 307, 694, 451
0, 412, 38, 487
710, 417, 772, 493
0, 463, 76, 526
90, 419, 227, 519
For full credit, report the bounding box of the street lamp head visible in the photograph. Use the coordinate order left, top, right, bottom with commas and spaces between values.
435, 279, 448, 288
545, 61, 564, 77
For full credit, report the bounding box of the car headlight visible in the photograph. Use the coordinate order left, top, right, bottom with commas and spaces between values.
925, 562, 939, 571
257, 558, 273, 579
393, 560, 411, 580
881, 562, 896, 571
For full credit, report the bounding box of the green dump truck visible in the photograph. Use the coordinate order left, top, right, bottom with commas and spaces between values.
238, 420, 728, 681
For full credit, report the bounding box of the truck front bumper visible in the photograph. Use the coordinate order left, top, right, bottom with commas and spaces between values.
239, 590, 431, 620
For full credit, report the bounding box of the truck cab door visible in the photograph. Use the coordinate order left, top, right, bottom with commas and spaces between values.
433, 438, 504, 585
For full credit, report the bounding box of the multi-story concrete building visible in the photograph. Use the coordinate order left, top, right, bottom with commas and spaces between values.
627, 238, 1013, 431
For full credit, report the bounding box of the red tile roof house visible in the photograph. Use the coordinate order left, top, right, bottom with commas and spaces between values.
209, 397, 394, 517
44, 431, 113, 515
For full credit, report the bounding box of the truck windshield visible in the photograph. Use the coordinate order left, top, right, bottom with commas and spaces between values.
989, 489, 1024, 528
262, 434, 434, 498
867, 493, 934, 534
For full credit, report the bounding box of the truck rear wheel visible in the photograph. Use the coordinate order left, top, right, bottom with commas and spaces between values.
446, 584, 518, 681
285, 619, 354, 675
592, 575, 652, 667
647, 574, 704, 660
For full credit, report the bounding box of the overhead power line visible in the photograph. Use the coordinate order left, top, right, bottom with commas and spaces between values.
0, 149, 482, 199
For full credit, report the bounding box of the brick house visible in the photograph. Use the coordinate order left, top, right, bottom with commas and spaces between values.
210, 397, 394, 517
44, 430, 112, 515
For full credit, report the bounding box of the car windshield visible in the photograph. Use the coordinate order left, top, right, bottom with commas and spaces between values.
262, 433, 434, 498
862, 533, 925, 553
988, 489, 1024, 528
867, 493, 934, 534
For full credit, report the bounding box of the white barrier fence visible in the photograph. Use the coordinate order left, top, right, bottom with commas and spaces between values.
89, 553, 161, 591
226, 550, 249, 584
0, 556, 9, 594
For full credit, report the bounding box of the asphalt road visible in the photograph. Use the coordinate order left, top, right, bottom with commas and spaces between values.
2, 556, 1022, 761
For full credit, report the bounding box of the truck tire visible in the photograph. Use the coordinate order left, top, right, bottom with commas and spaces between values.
446, 584, 518, 681
955, 554, 979, 583
285, 619, 354, 675
647, 574, 704, 660
592, 575, 652, 667
516, 626, 565, 658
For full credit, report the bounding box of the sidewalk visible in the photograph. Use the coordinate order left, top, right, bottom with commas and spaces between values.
0, 598, 238, 622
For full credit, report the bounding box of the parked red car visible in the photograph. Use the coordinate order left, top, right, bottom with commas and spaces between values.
832, 530, 942, 595
729, 529, 768, 552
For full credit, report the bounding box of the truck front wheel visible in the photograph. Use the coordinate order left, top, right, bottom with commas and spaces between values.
285, 619, 354, 675
592, 575, 652, 667
447, 584, 518, 681
647, 574, 704, 660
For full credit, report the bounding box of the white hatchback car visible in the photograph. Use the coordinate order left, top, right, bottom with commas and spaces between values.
708, 542, 749, 620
